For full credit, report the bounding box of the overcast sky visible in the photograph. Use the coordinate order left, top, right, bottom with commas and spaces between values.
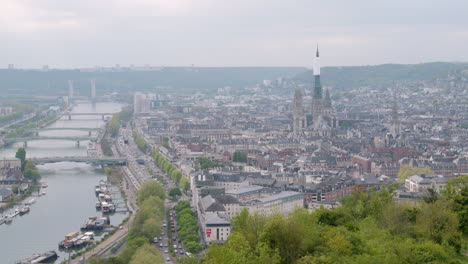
1, 0, 468, 68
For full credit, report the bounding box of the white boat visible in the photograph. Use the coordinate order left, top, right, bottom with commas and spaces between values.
41, 191, 46, 195
25, 198, 36, 205
19, 206, 30, 215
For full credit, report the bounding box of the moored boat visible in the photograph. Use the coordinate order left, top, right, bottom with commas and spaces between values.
5, 215, 13, 223
58, 231, 95, 249
25, 198, 36, 205
19, 206, 30, 215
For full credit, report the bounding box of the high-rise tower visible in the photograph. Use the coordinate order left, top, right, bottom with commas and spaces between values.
293, 88, 306, 135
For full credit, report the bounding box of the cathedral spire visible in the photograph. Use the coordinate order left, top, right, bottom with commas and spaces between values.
313, 45, 322, 98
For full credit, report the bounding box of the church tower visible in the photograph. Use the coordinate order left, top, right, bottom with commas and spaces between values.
293, 88, 306, 135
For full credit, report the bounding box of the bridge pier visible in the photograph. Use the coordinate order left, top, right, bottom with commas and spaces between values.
76, 140, 80, 148
23, 141, 28, 148
88, 131, 92, 136
102, 115, 105, 120
68, 115, 72, 120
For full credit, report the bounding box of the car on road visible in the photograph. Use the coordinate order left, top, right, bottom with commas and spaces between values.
166, 257, 170, 261
159, 243, 163, 247
164, 249, 168, 253
153, 237, 158, 243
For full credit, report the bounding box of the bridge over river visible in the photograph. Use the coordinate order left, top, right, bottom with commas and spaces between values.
4, 136, 97, 147
31, 156, 127, 166
32, 127, 102, 132
59, 113, 115, 120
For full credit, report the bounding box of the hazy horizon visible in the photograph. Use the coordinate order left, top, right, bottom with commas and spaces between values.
2, 0, 468, 68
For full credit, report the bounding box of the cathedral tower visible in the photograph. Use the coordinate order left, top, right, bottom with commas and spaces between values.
293, 88, 306, 135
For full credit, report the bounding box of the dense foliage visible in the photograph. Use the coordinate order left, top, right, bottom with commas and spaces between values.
5, 113, 56, 138
15, 148, 40, 183
169, 187, 182, 200
233, 152, 247, 163
15, 147, 26, 170
152, 150, 190, 191
174, 201, 204, 254
89, 181, 166, 264
197, 157, 224, 170
204, 182, 468, 264
133, 130, 149, 153
23, 160, 41, 183
106, 107, 133, 138
0, 103, 36, 125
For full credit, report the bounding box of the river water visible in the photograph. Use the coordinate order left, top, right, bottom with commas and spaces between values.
0, 102, 127, 264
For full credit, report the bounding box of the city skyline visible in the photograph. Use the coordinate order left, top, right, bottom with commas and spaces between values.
1, 0, 468, 68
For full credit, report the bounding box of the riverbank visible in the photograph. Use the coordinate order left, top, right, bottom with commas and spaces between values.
0, 102, 126, 263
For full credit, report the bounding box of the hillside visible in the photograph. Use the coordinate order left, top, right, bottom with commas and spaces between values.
0, 67, 305, 97
294, 62, 468, 90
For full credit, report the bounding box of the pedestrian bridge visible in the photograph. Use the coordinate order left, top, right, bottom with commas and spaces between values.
31, 157, 127, 166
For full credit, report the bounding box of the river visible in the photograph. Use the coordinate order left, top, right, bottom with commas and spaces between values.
0, 102, 127, 264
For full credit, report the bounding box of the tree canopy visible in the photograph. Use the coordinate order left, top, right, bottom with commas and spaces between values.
204, 183, 467, 263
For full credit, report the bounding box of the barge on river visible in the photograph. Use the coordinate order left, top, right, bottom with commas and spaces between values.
81, 216, 110, 230
58, 231, 95, 249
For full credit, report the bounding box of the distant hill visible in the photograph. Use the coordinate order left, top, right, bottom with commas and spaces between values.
294, 62, 468, 90
0, 67, 306, 97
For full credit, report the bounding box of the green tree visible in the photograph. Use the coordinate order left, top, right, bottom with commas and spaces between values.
129, 244, 164, 264
23, 160, 40, 182
15, 147, 26, 170
169, 187, 182, 198
442, 175, 468, 235
137, 181, 165, 204
416, 201, 461, 249
233, 152, 247, 163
